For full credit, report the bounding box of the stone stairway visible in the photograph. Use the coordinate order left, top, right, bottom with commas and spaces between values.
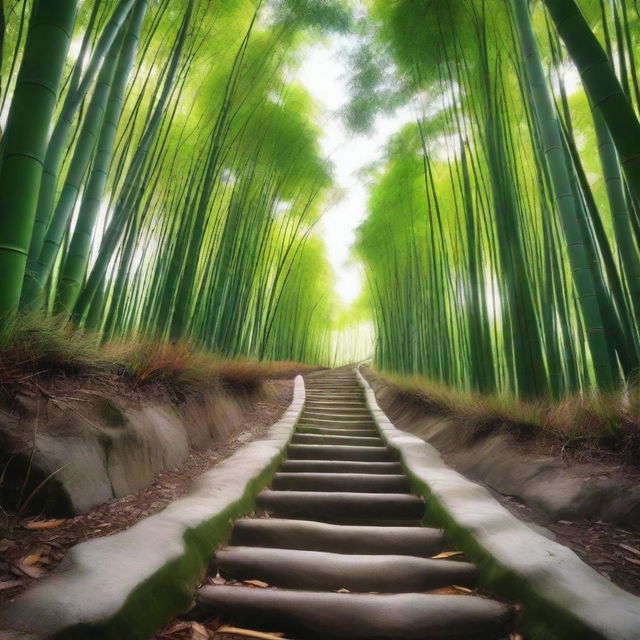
197, 370, 513, 639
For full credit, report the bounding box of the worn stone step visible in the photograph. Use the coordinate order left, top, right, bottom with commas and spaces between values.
279, 460, 404, 474
291, 434, 385, 447
301, 416, 374, 425
215, 546, 477, 592
287, 444, 394, 462
305, 390, 366, 406
304, 400, 368, 408
229, 518, 444, 556
272, 472, 409, 493
296, 425, 379, 437
305, 391, 363, 396
305, 387, 362, 393
297, 422, 376, 431
256, 490, 424, 523
302, 410, 373, 419
197, 586, 512, 639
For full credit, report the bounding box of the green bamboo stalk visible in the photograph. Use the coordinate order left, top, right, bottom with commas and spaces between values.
55, 0, 149, 315
0, 0, 78, 332
28, 0, 136, 263
21, 27, 124, 309
513, 0, 616, 388
542, 0, 640, 204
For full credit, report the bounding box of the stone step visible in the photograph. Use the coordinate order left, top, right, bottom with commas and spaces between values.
304, 399, 367, 413
279, 460, 404, 474
296, 425, 379, 437
291, 434, 385, 447
229, 518, 444, 556
197, 586, 512, 639
287, 444, 395, 462
304, 400, 368, 407
215, 546, 477, 592
305, 387, 362, 393
302, 410, 373, 419
304, 394, 364, 401
256, 490, 424, 523
301, 416, 374, 425
305, 390, 363, 395
272, 472, 409, 493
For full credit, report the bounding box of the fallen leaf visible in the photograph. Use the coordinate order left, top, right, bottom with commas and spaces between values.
163, 620, 209, 640
623, 556, 640, 567
23, 519, 65, 531
214, 627, 286, 639
242, 579, 269, 588
431, 551, 464, 559
22, 553, 42, 566
0, 579, 24, 591
13, 560, 44, 578
189, 622, 210, 640
163, 620, 192, 634
424, 586, 460, 595
619, 543, 640, 557
452, 585, 474, 594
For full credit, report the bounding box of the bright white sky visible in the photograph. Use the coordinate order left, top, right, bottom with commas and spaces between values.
295, 35, 414, 306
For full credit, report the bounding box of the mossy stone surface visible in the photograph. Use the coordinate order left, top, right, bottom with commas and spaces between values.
0, 378, 305, 640
357, 369, 640, 640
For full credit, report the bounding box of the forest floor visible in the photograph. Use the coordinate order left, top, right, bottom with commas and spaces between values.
369, 370, 640, 597
0, 379, 294, 603
494, 489, 640, 596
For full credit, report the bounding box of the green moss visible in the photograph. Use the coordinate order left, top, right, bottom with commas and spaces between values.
50, 424, 294, 640
395, 449, 607, 640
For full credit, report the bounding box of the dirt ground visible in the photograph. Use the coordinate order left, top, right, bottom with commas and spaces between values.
494, 490, 640, 596
0, 379, 293, 603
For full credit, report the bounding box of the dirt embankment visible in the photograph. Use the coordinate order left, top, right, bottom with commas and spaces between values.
0, 377, 294, 602
362, 367, 640, 595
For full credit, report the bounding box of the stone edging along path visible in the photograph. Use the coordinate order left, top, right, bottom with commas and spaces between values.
356, 367, 640, 640
0, 376, 305, 640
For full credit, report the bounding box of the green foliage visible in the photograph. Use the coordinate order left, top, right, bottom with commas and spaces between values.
354, 0, 640, 398
0, 0, 346, 367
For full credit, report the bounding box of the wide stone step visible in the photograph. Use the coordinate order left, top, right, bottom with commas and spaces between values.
256, 490, 424, 523
272, 472, 409, 493
197, 586, 512, 639
296, 425, 379, 437
304, 400, 368, 408
291, 434, 385, 447
215, 546, 477, 592
301, 416, 375, 425
305, 387, 362, 393
305, 390, 363, 396
229, 519, 444, 556
279, 460, 404, 474
302, 410, 373, 419
287, 444, 394, 462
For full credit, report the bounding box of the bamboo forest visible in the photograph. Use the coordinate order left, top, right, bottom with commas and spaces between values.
2, 2, 640, 639
2, 0, 640, 399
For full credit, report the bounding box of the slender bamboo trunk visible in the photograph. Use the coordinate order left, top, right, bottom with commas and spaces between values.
513, 0, 616, 388
0, 0, 78, 332
28, 0, 136, 263
55, 0, 149, 315
542, 0, 640, 204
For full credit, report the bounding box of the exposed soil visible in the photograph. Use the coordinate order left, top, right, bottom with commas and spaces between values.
0, 379, 293, 603
493, 489, 640, 597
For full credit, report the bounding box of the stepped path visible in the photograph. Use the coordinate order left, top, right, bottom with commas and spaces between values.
197, 370, 513, 639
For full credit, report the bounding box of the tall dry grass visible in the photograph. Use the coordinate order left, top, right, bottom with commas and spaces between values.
379, 370, 640, 461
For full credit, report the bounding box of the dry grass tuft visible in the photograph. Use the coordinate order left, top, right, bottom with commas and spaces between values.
0, 314, 318, 400
378, 370, 640, 462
